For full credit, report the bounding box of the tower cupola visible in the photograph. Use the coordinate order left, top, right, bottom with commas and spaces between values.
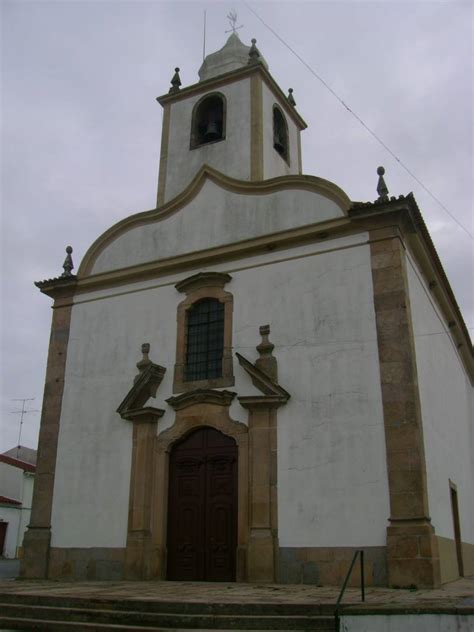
156, 33, 307, 206
198, 32, 268, 81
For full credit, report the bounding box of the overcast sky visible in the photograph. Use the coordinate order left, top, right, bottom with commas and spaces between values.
1, 0, 472, 453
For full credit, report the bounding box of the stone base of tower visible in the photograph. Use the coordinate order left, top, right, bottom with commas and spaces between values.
387, 520, 441, 588
20, 527, 51, 579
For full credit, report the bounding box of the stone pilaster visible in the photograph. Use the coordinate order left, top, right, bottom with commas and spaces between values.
370, 227, 441, 588
123, 408, 164, 580
21, 284, 76, 578
239, 399, 279, 582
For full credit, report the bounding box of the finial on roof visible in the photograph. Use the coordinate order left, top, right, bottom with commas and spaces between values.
256, 324, 277, 380
61, 246, 74, 277
376, 166, 389, 201
248, 38, 261, 65
287, 88, 296, 107
135, 342, 152, 381
225, 9, 243, 34
169, 67, 181, 94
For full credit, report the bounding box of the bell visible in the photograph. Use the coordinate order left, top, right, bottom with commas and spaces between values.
204, 120, 220, 141
273, 133, 284, 154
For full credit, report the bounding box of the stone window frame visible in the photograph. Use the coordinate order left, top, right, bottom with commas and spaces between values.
190, 92, 227, 150
173, 272, 234, 393
272, 103, 290, 165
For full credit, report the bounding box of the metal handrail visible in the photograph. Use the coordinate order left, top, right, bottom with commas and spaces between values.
334, 549, 365, 627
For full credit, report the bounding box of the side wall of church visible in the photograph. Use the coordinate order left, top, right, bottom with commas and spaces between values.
406, 252, 474, 582
164, 78, 251, 202
50, 232, 390, 581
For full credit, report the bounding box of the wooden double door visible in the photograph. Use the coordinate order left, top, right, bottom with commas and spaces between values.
167, 427, 238, 581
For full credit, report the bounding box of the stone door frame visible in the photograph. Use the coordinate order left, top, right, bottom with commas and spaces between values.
124, 399, 249, 581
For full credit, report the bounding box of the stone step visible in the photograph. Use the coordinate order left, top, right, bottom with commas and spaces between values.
0, 594, 335, 616
0, 604, 336, 631
0, 619, 329, 632
0, 619, 171, 632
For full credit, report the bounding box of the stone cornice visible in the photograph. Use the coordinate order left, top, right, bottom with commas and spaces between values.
238, 395, 288, 410
166, 388, 236, 411
78, 165, 351, 277
34, 275, 77, 300
71, 215, 351, 295
117, 363, 166, 419
120, 406, 165, 423
236, 352, 290, 400
156, 63, 307, 131
175, 271, 232, 294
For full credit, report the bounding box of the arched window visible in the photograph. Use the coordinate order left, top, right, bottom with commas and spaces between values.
272, 105, 289, 164
191, 93, 226, 149
185, 298, 225, 381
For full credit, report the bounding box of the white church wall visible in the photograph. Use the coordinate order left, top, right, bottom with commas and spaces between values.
50, 284, 179, 548
91, 180, 346, 274
52, 231, 389, 550
244, 246, 390, 548
262, 81, 300, 179
164, 78, 252, 202
405, 253, 474, 566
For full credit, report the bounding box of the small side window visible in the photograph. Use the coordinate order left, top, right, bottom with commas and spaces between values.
273, 105, 289, 164
191, 93, 226, 148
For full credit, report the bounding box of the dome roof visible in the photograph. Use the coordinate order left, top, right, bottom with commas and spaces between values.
198, 33, 268, 81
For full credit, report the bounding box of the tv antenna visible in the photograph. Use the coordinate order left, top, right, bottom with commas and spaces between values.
10, 398, 39, 457
225, 10, 243, 34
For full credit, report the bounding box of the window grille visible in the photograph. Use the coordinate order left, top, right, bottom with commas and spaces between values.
185, 298, 225, 381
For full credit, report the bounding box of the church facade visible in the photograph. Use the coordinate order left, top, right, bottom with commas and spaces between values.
22, 34, 473, 588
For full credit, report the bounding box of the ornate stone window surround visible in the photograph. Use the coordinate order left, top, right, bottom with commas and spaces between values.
173, 271, 234, 393
190, 92, 227, 150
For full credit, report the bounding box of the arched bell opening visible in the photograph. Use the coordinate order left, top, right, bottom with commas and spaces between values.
166, 426, 238, 581
272, 104, 289, 164
190, 93, 226, 149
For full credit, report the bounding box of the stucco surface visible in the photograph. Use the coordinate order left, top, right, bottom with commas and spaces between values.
0, 462, 23, 500
163, 79, 251, 202
50, 284, 178, 548
262, 244, 389, 547
54, 233, 389, 549
91, 179, 345, 274
406, 253, 473, 544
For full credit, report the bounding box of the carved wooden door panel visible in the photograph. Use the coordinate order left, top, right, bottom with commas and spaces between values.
167, 427, 237, 581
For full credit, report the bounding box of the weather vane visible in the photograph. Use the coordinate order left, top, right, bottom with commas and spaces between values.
225, 9, 243, 34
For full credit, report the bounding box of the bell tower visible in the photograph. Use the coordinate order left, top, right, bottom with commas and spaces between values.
156, 33, 307, 206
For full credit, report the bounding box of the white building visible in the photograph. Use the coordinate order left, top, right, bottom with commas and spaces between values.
21, 34, 473, 588
0, 447, 36, 559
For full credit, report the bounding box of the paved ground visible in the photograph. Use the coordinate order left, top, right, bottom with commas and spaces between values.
0, 576, 472, 612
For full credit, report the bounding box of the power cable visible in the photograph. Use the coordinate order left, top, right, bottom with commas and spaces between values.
242, 0, 473, 240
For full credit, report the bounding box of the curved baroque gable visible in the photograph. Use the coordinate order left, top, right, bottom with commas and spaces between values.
79, 166, 351, 277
